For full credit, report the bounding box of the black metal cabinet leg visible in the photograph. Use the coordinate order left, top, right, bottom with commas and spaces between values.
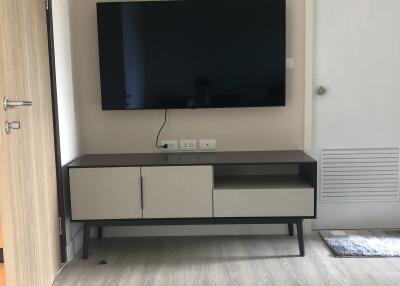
288, 223, 294, 236
296, 220, 305, 257
97, 226, 103, 240
83, 223, 91, 260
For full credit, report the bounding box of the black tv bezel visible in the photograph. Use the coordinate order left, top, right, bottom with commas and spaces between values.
96, 0, 287, 111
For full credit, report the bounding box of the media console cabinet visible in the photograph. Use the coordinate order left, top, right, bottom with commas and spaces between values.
67, 150, 317, 259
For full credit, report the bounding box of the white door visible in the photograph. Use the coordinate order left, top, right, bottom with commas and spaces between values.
313, 0, 400, 229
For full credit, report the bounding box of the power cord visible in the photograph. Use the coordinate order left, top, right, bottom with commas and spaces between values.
156, 109, 168, 149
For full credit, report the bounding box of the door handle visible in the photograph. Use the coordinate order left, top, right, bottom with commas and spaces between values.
3, 97, 32, 111
315, 86, 328, 96
5, 121, 21, 134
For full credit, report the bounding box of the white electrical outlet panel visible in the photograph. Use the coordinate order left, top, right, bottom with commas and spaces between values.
180, 140, 197, 151
199, 139, 217, 150
161, 140, 178, 151
286, 58, 294, 69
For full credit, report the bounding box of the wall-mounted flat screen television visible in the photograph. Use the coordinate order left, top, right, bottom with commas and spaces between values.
97, 0, 286, 110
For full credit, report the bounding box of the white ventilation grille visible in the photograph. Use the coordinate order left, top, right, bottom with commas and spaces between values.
321, 148, 400, 203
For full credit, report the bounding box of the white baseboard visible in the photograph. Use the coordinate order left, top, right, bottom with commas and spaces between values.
66, 225, 84, 261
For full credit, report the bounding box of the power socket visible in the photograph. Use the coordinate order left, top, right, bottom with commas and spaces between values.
199, 139, 216, 150
286, 58, 294, 69
180, 139, 197, 151
160, 140, 178, 151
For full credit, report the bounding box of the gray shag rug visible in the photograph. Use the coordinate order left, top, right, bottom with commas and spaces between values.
320, 230, 400, 257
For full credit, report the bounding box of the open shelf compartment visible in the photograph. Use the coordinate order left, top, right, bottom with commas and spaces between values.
214, 175, 313, 191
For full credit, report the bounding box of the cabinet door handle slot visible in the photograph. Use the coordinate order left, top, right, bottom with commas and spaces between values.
140, 176, 144, 209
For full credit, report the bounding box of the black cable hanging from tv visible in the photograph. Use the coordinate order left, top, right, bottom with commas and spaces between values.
156, 109, 168, 149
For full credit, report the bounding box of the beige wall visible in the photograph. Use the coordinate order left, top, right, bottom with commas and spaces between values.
70, 0, 306, 154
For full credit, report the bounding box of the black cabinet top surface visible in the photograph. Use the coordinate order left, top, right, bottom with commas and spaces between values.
67, 150, 316, 168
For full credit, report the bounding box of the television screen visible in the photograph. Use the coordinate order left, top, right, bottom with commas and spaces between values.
97, 0, 286, 110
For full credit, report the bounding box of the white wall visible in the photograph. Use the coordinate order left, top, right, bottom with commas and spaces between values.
313, 0, 400, 229
52, 0, 83, 261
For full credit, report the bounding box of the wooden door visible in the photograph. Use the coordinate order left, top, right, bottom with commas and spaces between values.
69, 167, 143, 220
0, 0, 61, 285
141, 166, 213, 219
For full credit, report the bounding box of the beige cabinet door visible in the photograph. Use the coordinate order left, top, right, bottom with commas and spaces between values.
70, 167, 142, 220
142, 166, 213, 218
0, 0, 61, 284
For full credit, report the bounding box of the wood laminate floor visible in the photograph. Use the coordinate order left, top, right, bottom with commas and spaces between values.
53, 235, 400, 286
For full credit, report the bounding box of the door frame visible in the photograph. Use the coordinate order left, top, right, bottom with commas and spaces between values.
45, 0, 67, 263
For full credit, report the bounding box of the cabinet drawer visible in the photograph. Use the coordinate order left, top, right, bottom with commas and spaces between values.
69, 167, 142, 220
213, 176, 314, 217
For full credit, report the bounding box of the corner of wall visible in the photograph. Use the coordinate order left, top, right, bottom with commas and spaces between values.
304, 0, 314, 156
65, 224, 84, 261
52, 0, 85, 261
